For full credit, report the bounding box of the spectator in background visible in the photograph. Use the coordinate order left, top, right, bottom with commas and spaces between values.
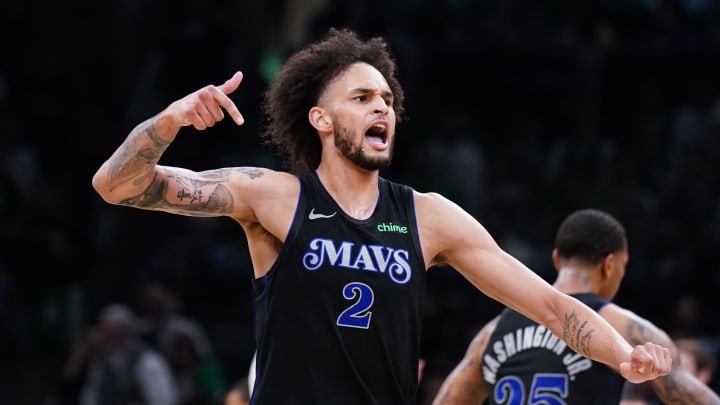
136, 282, 215, 363
46, 327, 103, 405
166, 328, 226, 405
80, 303, 180, 405
135, 282, 222, 404
676, 337, 716, 386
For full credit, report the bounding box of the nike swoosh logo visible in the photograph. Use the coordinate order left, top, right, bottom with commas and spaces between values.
309, 208, 337, 220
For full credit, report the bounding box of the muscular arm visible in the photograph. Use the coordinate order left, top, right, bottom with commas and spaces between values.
92, 72, 301, 268
415, 192, 670, 383
604, 305, 720, 405
432, 317, 498, 404
92, 72, 246, 212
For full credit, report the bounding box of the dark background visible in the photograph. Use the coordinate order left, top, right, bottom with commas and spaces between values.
2, 0, 720, 404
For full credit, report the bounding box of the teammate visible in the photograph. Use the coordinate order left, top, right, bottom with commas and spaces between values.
92, 28, 671, 404
432, 209, 719, 405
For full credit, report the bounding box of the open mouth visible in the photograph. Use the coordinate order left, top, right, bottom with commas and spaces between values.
365, 122, 388, 145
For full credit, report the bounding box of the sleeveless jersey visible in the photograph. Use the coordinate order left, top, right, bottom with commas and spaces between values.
482, 293, 624, 405
251, 171, 426, 404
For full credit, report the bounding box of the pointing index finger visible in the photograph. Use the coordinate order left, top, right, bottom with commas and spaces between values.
218, 71, 245, 125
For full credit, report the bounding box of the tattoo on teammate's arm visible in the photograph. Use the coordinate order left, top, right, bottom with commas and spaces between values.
624, 319, 663, 347
563, 310, 594, 358
625, 320, 717, 405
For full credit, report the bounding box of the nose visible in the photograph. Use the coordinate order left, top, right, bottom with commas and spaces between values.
372, 96, 389, 115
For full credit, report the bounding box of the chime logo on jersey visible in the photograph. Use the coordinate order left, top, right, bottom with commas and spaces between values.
377, 222, 407, 234
302, 238, 412, 284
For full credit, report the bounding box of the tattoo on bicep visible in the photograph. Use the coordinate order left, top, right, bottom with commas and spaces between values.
237, 167, 264, 179
169, 169, 234, 214
563, 310, 594, 357
175, 177, 204, 204
119, 169, 234, 215
119, 171, 167, 207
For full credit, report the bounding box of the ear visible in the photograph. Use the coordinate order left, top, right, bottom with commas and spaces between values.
551, 249, 561, 272
601, 253, 615, 279
309, 106, 332, 132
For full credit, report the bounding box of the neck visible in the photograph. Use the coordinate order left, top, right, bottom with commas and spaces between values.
315, 162, 379, 220
552, 265, 600, 295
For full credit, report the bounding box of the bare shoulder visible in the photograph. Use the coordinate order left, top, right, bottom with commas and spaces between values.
412, 190, 496, 267
226, 167, 298, 198
225, 167, 300, 226
599, 303, 675, 350
412, 190, 455, 209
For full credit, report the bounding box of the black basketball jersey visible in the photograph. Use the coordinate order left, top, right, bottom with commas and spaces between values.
482, 293, 624, 405
251, 171, 426, 404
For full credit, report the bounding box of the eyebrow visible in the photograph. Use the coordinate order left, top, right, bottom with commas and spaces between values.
351, 87, 394, 99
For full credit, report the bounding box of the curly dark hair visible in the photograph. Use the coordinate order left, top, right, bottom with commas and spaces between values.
554, 209, 627, 264
260, 27, 406, 172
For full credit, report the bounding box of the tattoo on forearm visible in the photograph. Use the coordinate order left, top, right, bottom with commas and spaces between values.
145, 120, 171, 148
109, 118, 170, 191
563, 310, 594, 357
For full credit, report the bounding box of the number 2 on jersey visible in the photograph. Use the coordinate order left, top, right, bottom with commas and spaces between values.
337, 282, 374, 329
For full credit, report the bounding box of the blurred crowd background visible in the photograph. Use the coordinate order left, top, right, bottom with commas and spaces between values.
2, 0, 720, 404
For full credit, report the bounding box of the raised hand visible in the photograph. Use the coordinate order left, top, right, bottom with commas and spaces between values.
164, 71, 245, 130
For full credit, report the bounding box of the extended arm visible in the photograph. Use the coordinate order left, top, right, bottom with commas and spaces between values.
432, 317, 497, 404
416, 192, 671, 384
605, 305, 720, 405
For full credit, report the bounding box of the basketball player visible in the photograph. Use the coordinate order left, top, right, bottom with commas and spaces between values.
92, 29, 671, 404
